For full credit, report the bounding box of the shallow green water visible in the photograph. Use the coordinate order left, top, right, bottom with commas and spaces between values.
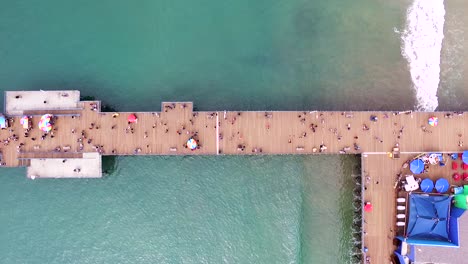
0, 0, 411, 111
0, 0, 413, 263
0, 156, 359, 264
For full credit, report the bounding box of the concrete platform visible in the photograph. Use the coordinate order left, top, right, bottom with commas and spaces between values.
5, 90, 81, 115
26, 152, 102, 179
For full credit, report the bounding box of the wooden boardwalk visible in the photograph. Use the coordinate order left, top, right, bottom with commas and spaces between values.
1, 92, 468, 263
2, 104, 467, 162
361, 154, 405, 264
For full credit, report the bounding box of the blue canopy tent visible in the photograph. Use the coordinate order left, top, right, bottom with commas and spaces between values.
420, 178, 434, 193
398, 194, 460, 247
0, 115, 6, 129
435, 178, 449, 193
463, 151, 468, 165
410, 159, 424, 174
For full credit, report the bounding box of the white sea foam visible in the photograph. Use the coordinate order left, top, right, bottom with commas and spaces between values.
401, 0, 446, 111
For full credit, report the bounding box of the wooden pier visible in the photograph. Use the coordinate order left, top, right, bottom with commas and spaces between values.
2, 90, 468, 263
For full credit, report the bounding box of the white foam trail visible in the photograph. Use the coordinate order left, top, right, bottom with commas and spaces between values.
401, 0, 446, 111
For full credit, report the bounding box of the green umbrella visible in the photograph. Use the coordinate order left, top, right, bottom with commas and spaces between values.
454, 194, 468, 209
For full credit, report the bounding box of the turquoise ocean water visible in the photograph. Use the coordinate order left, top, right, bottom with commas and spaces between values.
0, 0, 412, 111
0, 0, 465, 263
1, 156, 359, 264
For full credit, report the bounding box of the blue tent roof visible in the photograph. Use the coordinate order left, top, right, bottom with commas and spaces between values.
463, 151, 468, 165
410, 159, 424, 174
435, 178, 449, 193
405, 194, 451, 242
420, 178, 434, 193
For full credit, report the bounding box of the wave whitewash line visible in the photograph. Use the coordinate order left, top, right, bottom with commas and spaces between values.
401, 0, 446, 111
2, 90, 468, 262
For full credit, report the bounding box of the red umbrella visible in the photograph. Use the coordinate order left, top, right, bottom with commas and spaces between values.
463, 163, 468, 170
453, 173, 461, 181
364, 202, 373, 212
452, 162, 458, 170
463, 173, 468, 181
128, 114, 137, 123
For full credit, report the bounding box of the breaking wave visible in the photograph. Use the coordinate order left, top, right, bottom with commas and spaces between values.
401, 0, 446, 111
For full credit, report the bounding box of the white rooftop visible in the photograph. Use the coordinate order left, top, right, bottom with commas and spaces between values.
5, 90, 81, 115
26, 152, 102, 179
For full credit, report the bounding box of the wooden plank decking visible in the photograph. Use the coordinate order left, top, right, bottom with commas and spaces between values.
2, 105, 466, 163
361, 154, 403, 264
1, 92, 468, 263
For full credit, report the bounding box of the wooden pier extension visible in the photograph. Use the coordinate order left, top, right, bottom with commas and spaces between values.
2, 90, 468, 263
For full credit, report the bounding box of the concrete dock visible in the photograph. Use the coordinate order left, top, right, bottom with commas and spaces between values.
1, 90, 468, 263
26, 152, 102, 179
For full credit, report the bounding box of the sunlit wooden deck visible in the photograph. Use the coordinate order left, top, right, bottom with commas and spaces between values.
3, 102, 467, 163
1, 91, 468, 263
